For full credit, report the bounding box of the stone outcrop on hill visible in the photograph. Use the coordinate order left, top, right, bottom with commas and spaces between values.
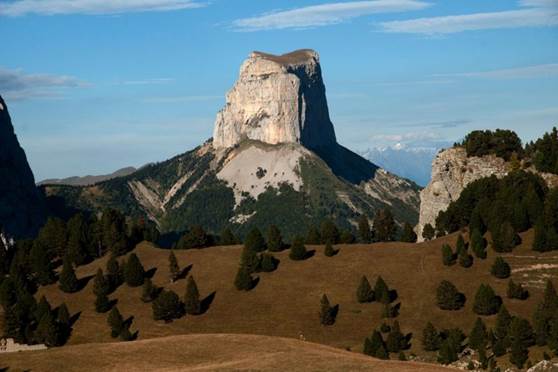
417, 146, 558, 241
213, 50, 336, 151
0, 96, 45, 238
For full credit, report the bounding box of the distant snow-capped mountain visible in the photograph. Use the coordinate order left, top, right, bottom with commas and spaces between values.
361, 142, 451, 186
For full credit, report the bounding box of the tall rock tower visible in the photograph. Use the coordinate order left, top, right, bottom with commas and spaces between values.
213, 49, 337, 151
0, 96, 45, 238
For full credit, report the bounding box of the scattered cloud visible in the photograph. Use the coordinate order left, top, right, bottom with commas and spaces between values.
380, 0, 558, 34
434, 63, 558, 79
0, 67, 85, 101
232, 0, 430, 31
0, 0, 205, 17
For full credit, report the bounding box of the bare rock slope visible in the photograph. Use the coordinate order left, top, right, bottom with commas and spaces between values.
0, 96, 45, 238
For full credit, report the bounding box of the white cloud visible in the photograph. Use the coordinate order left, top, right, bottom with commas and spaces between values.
380, 1, 558, 34
434, 63, 558, 79
232, 0, 431, 31
0, 0, 204, 17
0, 67, 85, 100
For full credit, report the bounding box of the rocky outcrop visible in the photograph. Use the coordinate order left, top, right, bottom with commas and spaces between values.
0, 96, 45, 238
417, 147, 558, 241
213, 50, 336, 151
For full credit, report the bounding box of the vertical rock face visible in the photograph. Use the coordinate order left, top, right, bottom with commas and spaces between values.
0, 96, 45, 238
213, 49, 337, 151
416, 147, 510, 240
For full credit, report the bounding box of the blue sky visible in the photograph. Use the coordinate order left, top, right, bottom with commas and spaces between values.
0, 0, 557, 181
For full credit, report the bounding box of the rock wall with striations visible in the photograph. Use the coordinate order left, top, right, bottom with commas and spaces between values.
0, 96, 45, 238
213, 49, 336, 151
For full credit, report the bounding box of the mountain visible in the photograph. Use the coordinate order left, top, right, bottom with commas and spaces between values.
0, 95, 45, 238
39, 167, 137, 187
44, 50, 420, 239
360, 144, 444, 187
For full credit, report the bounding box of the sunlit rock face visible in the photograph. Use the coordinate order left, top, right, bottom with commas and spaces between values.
0, 96, 45, 238
212, 49, 337, 151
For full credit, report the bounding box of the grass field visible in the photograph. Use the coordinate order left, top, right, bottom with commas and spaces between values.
2, 230, 557, 370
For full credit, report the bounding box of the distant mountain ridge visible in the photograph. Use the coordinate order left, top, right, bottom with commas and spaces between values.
39, 167, 137, 187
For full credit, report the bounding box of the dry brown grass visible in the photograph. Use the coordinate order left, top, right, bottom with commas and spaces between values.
2, 230, 556, 370
0, 333, 455, 372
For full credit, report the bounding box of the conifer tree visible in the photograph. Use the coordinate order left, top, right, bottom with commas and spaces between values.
365, 330, 384, 356
470, 229, 487, 259
473, 284, 501, 315
492, 222, 520, 253
106, 255, 123, 291
324, 242, 336, 257
184, 276, 201, 315
437, 339, 459, 365
305, 226, 321, 245
107, 306, 124, 338
400, 223, 417, 243
375, 343, 389, 359
0, 277, 16, 310
436, 280, 465, 310
219, 228, 238, 246
240, 246, 260, 273
141, 278, 158, 303
319, 294, 336, 326
358, 215, 371, 243
508, 317, 534, 369
507, 279, 529, 300
119, 324, 134, 341
422, 224, 435, 241
34, 311, 59, 346
491, 257, 511, 279
374, 276, 390, 304
168, 250, 180, 283
468, 318, 487, 351
533, 280, 558, 345
456, 234, 466, 255
289, 237, 308, 261
152, 289, 183, 322
441, 244, 455, 266
458, 249, 473, 268
56, 303, 71, 344
123, 253, 145, 287
234, 266, 255, 291
357, 275, 374, 303
422, 322, 441, 351
386, 321, 406, 352
339, 230, 355, 244
259, 253, 277, 272
59, 257, 79, 293
93, 268, 110, 298
320, 219, 340, 244
30, 242, 56, 286
244, 228, 266, 252
35, 296, 52, 322
266, 225, 284, 252
373, 209, 396, 242
66, 213, 90, 266
95, 292, 111, 313
470, 206, 486, 235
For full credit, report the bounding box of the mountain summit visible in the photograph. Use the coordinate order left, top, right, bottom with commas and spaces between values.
45, 50, 420, 239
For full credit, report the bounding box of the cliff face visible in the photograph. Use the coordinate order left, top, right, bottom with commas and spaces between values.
0, 96, 45, 238
212, 50, 336, 151
417, 147, 558, 241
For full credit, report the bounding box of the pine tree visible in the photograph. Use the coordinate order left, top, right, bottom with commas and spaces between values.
358, 215, 371, 243
59, 257, 79, 293
470, 206, 487, 235
470, 229, 487, 259
240, 246, 260, 273
56, 303, 71, 344
436, 280, 465, 310
365, 330, 384, 356
437, 338, 459, 365
107, 306, 124, 338
66, 213, 91, 266
36, 217, 67, 258
119, 325, 134, 341
491, 257, 511, 279
289, 237, 308, 261
422, 322, 441, 351
320, 219, 340, 244
176, 225, 211, 249
468, 318, 487, 351
152, 289, 183, 322
356, 275, 374, 303
458, 249, 473, 268
305, 226, 321, 245
93, 268, 110, 297
473, 284, 501, 315
507, 279, 529, 300
319, 294, 336, 326
124, 253, 145, 287
266, 225, 284, 252
95, 292, 111, 313
508, 317, 533, 369
456, 234, 466, 255
184, 276, 201, 315
492, 222, 520, 253
141, 278, 158, 303
373, 208, 397, 242
234, 266, 255, 291
244, 228, 266, 252
441, 244, 455, 266
375, 343, 389, 359
106, 255, 123, 291
339, 230, 355, 244
30, 242, 56, 286
386, 321, 406, 352
422, 224, 435, 241
259, 253, 277, 272
34, 311, 60, 346
324, 242, 336, 257
35, 296, 52, 322
168, 250, 180, 283
219, 228, 238, 246
400, 223, 417, 243
533, 280, 558, 345
0, 277, 17, 309
374, 276, 390, 304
